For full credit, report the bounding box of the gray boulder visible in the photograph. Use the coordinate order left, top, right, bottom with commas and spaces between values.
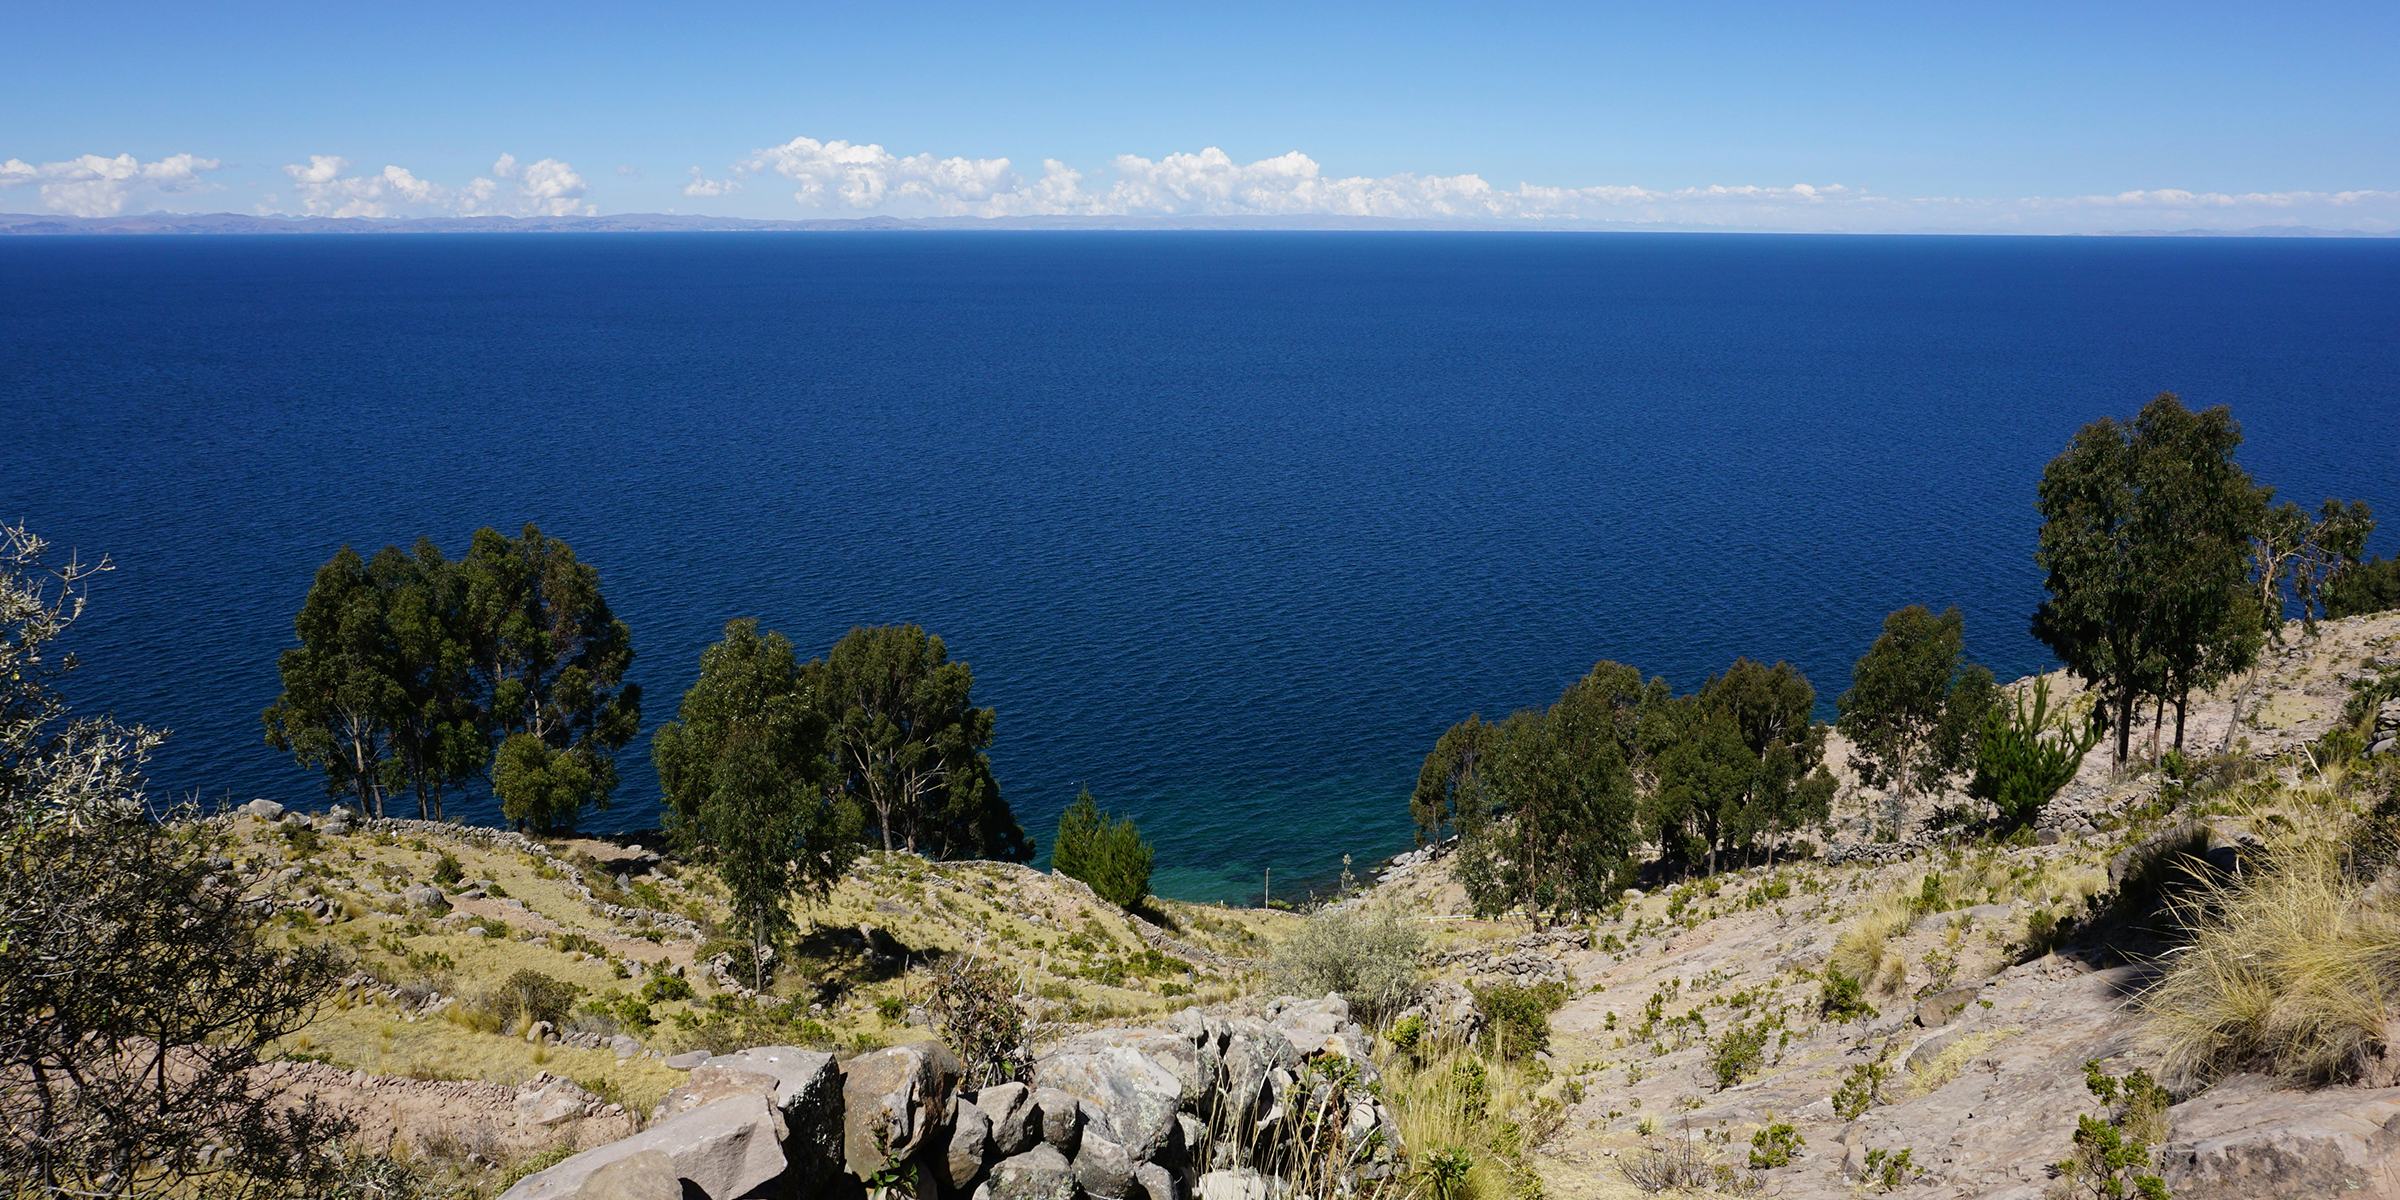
1032, 1086, 1083, 1155
1052, 1028, 1210, 1106
401, 882, 449, 913
657, 1047, 843, 1194
2161, 1073, 2400, 1199
973, 1082, 1040, 1157
986, 1144, 1078, 1200
938, 1096, 995, 1192
841, 1041, 962, 1178
1913, 987, 1980, 1029
242, 798, 285, 820
1034, 1046, 1183, 1161
1073, 1128, 1136, 1200
499, 1093, 788, 1200
1392, 981, 1484, 1048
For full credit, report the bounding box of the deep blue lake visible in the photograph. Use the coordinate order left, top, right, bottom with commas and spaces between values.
3, 232, 2395, 901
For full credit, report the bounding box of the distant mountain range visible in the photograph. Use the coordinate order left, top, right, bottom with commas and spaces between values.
0, 211, 2392, 236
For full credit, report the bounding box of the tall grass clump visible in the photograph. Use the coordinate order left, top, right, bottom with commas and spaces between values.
1380, 1040, 1551, 1200
1829, 888, 1918, 996
2143, 776, 2400, 1086
1267, 904, 1425, 1026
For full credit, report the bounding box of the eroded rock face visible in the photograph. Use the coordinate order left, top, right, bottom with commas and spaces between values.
840, 1041, 962, 1178
2162, 1074, 2400, 1200
575, 1151, 681, 1200
500, 1093, 789, 1200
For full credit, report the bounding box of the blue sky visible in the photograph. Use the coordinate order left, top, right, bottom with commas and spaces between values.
5, 0, 2396, 231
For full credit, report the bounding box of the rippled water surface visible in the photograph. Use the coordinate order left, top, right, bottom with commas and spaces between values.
5, 232, 2396, 900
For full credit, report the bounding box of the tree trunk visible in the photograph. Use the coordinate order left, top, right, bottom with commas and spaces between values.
2174, 686, 2191, 752
2114, 689, 2134, 767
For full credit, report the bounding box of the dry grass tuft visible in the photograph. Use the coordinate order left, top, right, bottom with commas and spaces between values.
2143, 802, 2400, 1086
1830, 889, 1917, 996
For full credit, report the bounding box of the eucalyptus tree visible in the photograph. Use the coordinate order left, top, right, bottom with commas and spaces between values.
1650, 659, 1835, 872
2255, 497, 2375, 633
1451, 662, 1649, 923
1837, 605, 1997, 798
263, 545, 406, 817
457, 523, 641, 831
809, 623, 1028, 860
654, 619, 860, 991
2033, 394, 2273, 763
375, 540, 483, 820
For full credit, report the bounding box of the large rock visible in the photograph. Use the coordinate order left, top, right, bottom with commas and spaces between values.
986, 1144, 1079, 1200
842, 1041, 963, 1178
973, 1082, 1040, 1157
576, 1151, 681, 1200
1132, 1161, 1177, 1200
1052, 1028, 1210, 1106
938, 1095, 995, 1191
1914, 987, 1980, 1029
2162, 1073, 2400, 1199
402, 882, 450, 914
1033, 1046, 1183, 1161
499, 1093, 789, 1200
659, 1047, 843, 1194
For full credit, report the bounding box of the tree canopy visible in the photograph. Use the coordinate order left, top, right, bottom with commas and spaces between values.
1051, 788, 1154, 909
2032, 394, 2263, 764
264, 524, 639, 829
1836, 605, 1996, 798
654, 619, 860, 991
812, 624, 1029, 861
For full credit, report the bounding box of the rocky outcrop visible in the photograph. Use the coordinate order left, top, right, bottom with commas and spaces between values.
256, 1061, 632, 1160
496, 995, 1403, 1200
2162, 1074, 2400, 1199
501, 1093, 790, 1200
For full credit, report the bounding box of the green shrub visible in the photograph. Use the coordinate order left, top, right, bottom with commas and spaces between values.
1051, 790, 1154, 909
1818, 965, 1878, 1022
641, 973, 693, 1004
1474, 980, 1568, 1060
1969, 677, 2099, 830
1709, 1021, 1768, 1089
1266, 904, 1426, 1027
1834, 1057, 1891, 1120
1749, 1121, 1804, 1169
489, 969, 581, 1027
432, 851, 464, 886
2327, 555, 2400, 619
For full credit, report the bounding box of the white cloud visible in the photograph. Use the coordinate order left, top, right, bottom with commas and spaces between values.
683, 167, 737, 198
0, 152, 222, 217
489, 154, 591, 216
744, 137, 1016, 212
694, 136, 2400, 233
271, 153, 594, 218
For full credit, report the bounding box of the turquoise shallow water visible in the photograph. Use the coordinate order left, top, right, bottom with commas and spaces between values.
3, 231, 2396, 901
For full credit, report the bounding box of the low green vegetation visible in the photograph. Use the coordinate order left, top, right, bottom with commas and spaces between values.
1051, 788, 1154, 909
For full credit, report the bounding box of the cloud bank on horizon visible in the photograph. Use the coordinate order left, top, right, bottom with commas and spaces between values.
6, 139, 2396, 234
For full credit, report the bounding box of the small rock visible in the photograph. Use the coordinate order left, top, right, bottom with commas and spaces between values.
243, 798, 285, 820
612, 1034, 642, 1059
665, 1050, 711, 1070
1196, 1170, 1272, 1200
974, 1082, 1040, 1157
987, 1144, 1077, 1200
1914, 987, 1980, 1029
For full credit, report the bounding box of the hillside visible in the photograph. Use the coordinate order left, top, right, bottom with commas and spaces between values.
231, 610, 2400, 1198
